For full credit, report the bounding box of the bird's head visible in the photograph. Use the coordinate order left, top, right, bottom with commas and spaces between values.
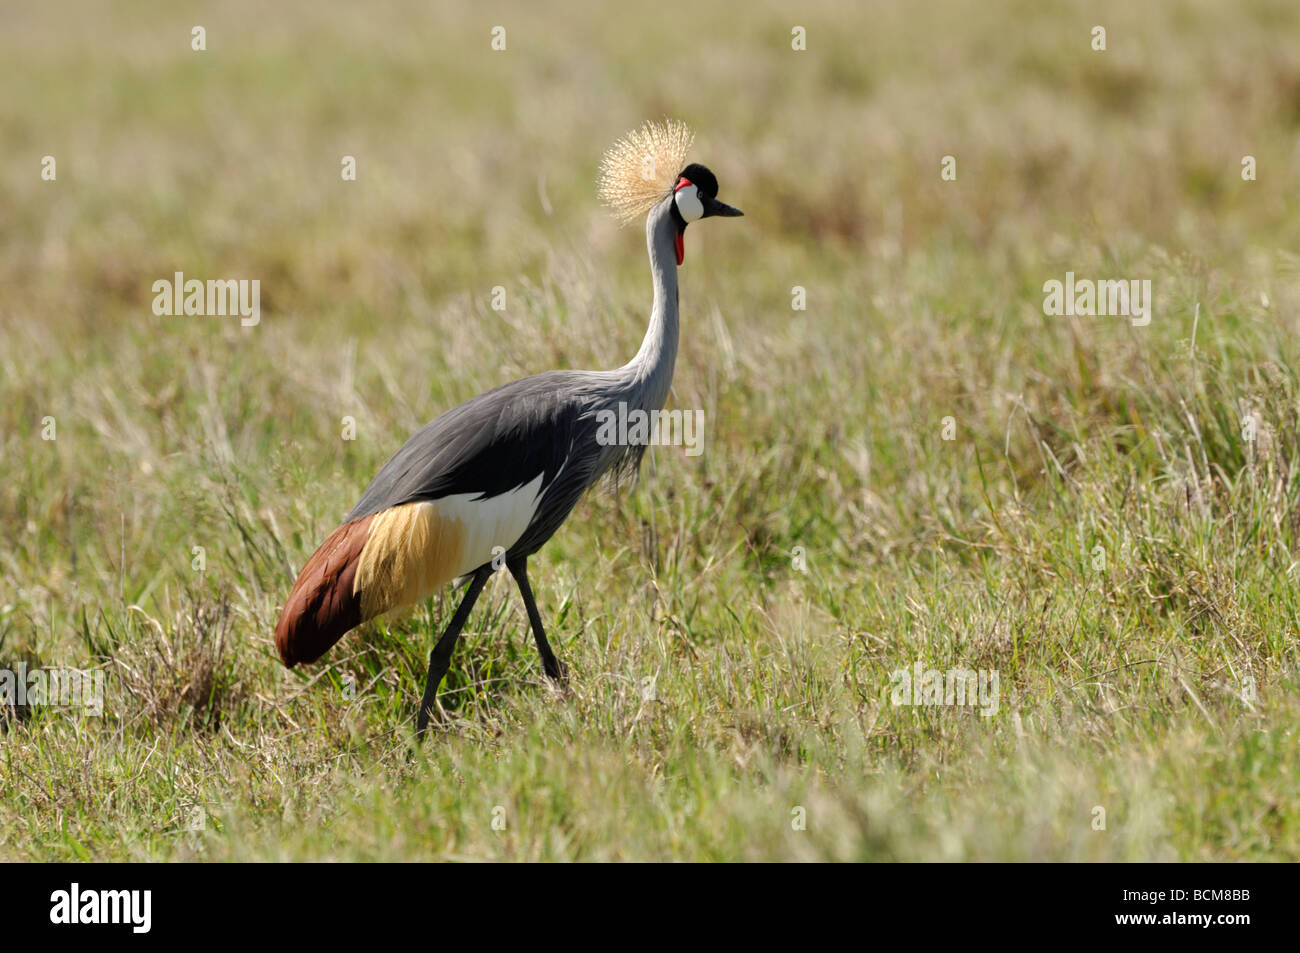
668, 163, 743, 266
597, 120, 743, 266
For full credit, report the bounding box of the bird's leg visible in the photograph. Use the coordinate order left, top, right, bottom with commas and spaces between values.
507, 557, 567, 684
416, 565, 493, 735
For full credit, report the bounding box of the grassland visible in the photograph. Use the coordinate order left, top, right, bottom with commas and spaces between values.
2, 0, 1299, 860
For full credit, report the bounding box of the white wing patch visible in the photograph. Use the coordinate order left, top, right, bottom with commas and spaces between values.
434, 472, 546, 575
353, 473, 549, 619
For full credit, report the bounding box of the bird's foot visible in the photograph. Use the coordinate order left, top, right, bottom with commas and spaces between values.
414, 697, 444, 737
543, 657, 570, 689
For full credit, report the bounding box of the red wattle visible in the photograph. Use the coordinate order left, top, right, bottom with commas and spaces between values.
675, 232, 684, 266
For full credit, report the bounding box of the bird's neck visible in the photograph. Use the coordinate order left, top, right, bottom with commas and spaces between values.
624, 200, 680, 411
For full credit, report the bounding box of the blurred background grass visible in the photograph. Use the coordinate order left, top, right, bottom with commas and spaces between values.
1, 0, 1299, 860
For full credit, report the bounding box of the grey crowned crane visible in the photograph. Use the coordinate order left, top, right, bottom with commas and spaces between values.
273, 120, 742, 732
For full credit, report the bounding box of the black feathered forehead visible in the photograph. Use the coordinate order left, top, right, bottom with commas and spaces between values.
677, 163, 719, 198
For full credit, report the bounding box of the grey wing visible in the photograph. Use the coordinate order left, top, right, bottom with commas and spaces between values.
347, 371, 613, 550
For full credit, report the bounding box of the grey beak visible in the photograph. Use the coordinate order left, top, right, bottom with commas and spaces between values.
703, 196, 744, 218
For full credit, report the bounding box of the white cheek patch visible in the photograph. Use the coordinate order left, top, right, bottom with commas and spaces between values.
674, 184, 704, 222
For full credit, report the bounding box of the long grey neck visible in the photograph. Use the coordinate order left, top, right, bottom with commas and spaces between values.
622, 198, 679, 412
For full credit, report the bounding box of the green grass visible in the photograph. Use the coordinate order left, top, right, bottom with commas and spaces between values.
2, 0, 1299, 860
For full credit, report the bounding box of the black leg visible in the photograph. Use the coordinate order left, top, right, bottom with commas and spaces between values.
416, 565, 492, 735
507, 557, 567, 684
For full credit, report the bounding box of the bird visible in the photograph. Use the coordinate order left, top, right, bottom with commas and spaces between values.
273, 120, 743, 733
